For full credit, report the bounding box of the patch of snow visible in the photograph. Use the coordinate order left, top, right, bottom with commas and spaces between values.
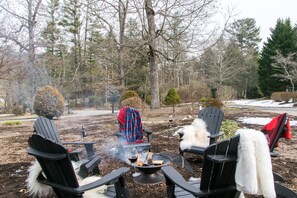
237, 117, 297, 126
230, 99, 295, 107
237, 117, 272, 125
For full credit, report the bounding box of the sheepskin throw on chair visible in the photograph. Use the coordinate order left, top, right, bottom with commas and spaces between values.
176, 118, 210, 151
26, 160, 109, 198
235, 128, 276, 198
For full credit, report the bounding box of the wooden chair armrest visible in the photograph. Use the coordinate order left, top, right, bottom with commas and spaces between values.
270, 152, 278, 157
179, 131, 224, 139
38, 167, 129, 194
62, 142, 96, 159
162, 166, 238, 197
143, 128, 152, 134
69, 148, 83, 154
274, 182, 297, 197
27, 147, 66, 160
208, 132, 224, 144
273, 172, 285, 183
80, 156, 101, 173
184, 146, 204, 155
208, 132, 224, 139
161, 166, 201, 195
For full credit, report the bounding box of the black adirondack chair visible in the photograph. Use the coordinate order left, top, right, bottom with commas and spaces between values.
261, 113, 290, 157
179, 106, 224, 157
33, 116, 100, 177
162, 135, 297, 198
27, 134, 130, 198
116, 107, 152, 159
261, 113, 291, 182
34, 116, 96, 160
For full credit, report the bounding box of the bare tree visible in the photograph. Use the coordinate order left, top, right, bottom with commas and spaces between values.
84, 0, 224, 109
199, 37, 246, 96
272, 51, 297, 91
0, 0, 43, 109
0, 44, 18, 81
140, 0, 220, 108
144, 0, 159, 108
0, 43, 28, 111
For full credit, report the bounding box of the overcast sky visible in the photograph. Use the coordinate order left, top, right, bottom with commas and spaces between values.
219, 0, 297, 47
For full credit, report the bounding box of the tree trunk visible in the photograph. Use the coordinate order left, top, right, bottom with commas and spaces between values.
145, 0, 160, 109
27, 0, 42, 110
118, 0, 128, 88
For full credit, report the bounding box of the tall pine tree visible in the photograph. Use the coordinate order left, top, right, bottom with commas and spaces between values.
227, 18, 261, 98
227, 18, 261, 51
258, 18, 297, 96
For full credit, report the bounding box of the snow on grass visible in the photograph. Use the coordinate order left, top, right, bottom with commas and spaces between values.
229, 99, 295, 107
237, 117, 272, 125
231, 99, 297, 126
237, 116, 297, 126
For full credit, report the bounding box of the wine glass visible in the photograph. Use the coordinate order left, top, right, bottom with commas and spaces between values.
126, 147, 141, 177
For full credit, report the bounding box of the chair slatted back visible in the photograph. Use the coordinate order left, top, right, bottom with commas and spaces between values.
200, 135, 240, 198
28, 134, 81, 198
34, 117, 61, 143
198, 106, 224, 135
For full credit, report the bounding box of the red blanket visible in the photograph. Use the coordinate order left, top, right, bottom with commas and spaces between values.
261, 113, 292, 148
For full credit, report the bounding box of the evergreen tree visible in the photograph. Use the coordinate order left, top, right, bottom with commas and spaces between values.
59, 0, 83, 76
42, 0, 61, 55
41, 0, 67, 87
258, 18, 297, 96
164, 88, 181, 115
227, 18, 261, 51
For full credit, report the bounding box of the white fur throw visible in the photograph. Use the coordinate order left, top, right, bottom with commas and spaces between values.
26, 160, 109, 198
177, 118, 210, 151
235, 128, 276, 198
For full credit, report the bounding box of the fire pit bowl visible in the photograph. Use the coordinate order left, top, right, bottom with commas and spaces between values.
133, 153, 171, 185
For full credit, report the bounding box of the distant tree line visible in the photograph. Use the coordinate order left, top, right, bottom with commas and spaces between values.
0, 0, 297, 113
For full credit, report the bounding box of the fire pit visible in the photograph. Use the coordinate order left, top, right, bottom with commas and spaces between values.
133, 153, 171, 185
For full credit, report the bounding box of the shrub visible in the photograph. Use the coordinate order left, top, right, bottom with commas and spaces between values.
121, 96, 142, 109
164, 88, 181, 115
33, 85, 65, 119
271, 92, 297, 102
2, 120, 21, 126
177, 87, 190, 103
217, 85, 236, 102
120, 90, 139, 101
177, 81, 211, 103
220, 120, 240, 139
199, 97, 208, 107
203, 98, 224, 109
164, 88, 181, 106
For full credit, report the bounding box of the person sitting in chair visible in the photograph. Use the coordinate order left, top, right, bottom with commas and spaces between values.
117, 106, 144, 144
